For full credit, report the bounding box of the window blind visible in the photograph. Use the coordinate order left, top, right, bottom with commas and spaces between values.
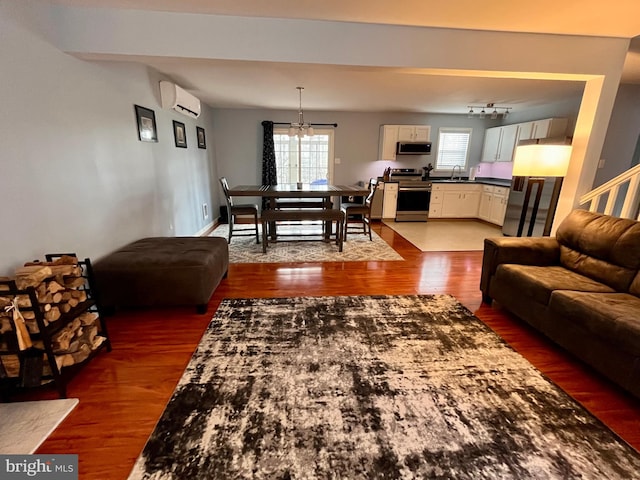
436, 128, 472, 169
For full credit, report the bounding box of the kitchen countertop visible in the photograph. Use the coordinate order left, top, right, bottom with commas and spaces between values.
430, 177, 512, 188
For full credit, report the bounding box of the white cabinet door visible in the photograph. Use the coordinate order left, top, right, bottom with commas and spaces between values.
439, 184, 481, 218
489, 187, 509, 225
398, 125, 431, 142
379, 125, 399, 160
481, 127, 502, 163
461, 191, 481, 217
531, 118, 568, 139
517, 122, 534, 141
441, 191, 463, 217
414, 126, 431, 142
478, 191, 492, 221
397, 126, 415, 142
496, 124, 519, 162
382, 183, 398, 218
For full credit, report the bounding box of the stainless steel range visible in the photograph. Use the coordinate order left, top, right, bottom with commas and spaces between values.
389, 168, 432, 222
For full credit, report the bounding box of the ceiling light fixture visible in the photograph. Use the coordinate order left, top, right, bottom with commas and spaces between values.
288, 86, 314, 138
466, 103, 512, 119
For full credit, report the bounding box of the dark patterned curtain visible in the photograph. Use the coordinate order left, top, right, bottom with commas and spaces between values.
261, 121, 277, 186
261, 121, 278, 209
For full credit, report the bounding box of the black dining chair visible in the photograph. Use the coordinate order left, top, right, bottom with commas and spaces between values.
340, 178, 377, 241
219, 177, 260, 244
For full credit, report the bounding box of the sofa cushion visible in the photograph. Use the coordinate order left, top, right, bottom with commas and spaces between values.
549, 291, 640, 355
556, 210, 640, 292
494, 264, 615, 306
630, 271, 640, 298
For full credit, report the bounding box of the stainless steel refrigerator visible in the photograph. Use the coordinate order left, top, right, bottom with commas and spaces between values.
502, 176, 563, 237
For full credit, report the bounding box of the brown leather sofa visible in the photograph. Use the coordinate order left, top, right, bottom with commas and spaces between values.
93, 237, 228, 314
481, 209, 640, 398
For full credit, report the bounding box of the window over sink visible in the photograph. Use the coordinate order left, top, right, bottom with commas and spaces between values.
273, 128, 334, 184
435, 127, 472, 172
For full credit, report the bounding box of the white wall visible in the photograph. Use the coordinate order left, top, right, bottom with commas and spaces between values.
0, 3, 219, 276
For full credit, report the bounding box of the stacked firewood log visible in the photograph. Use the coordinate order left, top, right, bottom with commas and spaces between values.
0, 255, 106, 374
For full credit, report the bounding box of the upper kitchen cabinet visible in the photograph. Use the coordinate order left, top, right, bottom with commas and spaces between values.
481, 124, 519, 163
379, 125, 399, 161
379, 124, 431, 161
398, 125, 431, 142
517, 118, 568, 141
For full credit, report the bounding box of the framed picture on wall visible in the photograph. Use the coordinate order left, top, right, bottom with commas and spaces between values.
173, 120, 187, 148
196, 126, 206, 149
134, 105, 158, 142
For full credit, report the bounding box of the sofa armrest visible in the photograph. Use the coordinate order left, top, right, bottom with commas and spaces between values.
480, 236, 560, 297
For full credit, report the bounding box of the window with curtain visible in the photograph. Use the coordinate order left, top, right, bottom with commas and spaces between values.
435, 128, 472, 170
273, 128, 334, 184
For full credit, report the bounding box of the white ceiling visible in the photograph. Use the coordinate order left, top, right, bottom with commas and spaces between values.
53, 0, 640, 114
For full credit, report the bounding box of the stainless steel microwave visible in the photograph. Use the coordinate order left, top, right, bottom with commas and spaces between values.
396, 142, 432, 155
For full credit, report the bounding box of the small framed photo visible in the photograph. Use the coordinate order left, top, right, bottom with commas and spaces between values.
196, 126, 206, 149
134, 105, 158, 142
173, 120, 187, 148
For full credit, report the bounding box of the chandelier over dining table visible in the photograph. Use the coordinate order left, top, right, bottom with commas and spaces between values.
288, 86, 314, 138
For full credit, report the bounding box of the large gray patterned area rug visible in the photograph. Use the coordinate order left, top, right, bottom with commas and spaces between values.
210, 224, 403, 263
128, 295, 640, 479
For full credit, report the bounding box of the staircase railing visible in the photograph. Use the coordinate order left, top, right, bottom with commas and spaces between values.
579, 163, 640, 220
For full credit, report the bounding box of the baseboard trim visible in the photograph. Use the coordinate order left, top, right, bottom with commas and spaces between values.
196, 220, 217, 237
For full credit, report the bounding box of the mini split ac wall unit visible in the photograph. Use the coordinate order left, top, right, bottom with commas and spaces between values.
159, 80, 201, 118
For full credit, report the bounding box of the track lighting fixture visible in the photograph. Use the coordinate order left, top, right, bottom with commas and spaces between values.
466, 103, 512, 119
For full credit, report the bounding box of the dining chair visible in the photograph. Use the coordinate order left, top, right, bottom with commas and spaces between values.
219, 177, 260, 244
340, 178, 377, 241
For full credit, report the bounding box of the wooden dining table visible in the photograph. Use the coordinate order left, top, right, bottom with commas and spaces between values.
227, 183, 370, 206
228, 183, 371, 241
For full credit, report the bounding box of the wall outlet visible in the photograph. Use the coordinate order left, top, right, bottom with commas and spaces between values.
202, 203, 209, 220
598, 158, 606, 168
335, 157, 341, 164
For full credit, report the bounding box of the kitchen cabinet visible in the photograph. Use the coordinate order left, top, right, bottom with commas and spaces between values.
429, 186, 444, 218
481, 124, 519, 163
382, 182, 398, 219
433, 183, 481, 218
478, 185, 509, 226
379, 124, 431, 160
490, 187, 509, 225
379, 125, 399, 161
398, 125, 430, 142
478, 187, 492, 220
516, 118, 568, 141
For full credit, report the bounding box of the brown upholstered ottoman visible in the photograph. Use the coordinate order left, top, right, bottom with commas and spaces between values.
92, 237, 228, 314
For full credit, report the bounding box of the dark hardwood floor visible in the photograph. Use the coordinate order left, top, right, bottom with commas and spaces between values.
17, 222, 640, 479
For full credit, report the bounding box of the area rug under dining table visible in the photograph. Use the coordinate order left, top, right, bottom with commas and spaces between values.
128, 295, 640, 479
211, 224, 403, 263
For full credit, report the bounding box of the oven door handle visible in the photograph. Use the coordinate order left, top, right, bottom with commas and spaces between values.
398, 187, 432, 192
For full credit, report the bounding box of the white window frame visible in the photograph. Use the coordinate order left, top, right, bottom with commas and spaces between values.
273, 128, 334, 184
434, 127, 472, 173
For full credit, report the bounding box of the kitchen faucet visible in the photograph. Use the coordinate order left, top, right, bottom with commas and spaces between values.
450, 165, 463, 180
